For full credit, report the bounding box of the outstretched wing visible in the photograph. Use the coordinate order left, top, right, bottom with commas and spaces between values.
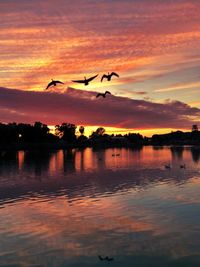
101, 74, 108, 82
96, 93, 102, 98
45, 81, 53, 90
55, 80, 64, 85
72, 79, 85, 84
105, 91, 111, 95
87, 74, 98, 82
110, 72, 119, 78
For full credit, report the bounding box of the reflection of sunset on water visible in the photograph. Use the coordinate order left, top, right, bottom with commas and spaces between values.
1, 0, 200, 266
18, 151, 25, 170
1, 147, 200, 266
4, 147, 200, 175
49, 150, 64, 174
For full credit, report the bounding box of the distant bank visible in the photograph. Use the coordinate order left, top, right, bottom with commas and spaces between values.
0, 122, 200, 150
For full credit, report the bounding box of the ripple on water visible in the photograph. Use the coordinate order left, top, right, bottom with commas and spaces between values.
1, 147, 200, 266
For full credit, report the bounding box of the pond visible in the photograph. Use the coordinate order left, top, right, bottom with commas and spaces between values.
0, 146, 200, 267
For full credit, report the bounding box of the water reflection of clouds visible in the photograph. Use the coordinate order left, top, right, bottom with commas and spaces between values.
0, 146, 198, 174
0, 185, 197, 266
1, 147, 200, 266
0, 147, 200, 203
0, 192, 163, 263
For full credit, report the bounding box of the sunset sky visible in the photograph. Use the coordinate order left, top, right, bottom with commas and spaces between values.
1, 0, 200, 136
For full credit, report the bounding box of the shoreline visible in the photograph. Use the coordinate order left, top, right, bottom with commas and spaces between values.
0, 142, 200, 151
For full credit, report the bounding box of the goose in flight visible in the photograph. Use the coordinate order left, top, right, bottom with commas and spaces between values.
72, 74, 98, 86
101, 72, 119, 82
45, 79, 64, 90
96, 91, 111, 98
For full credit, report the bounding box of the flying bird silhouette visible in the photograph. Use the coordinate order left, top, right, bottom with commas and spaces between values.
72, 74, 98, 86
45, 79, 64, 90
101, 72, 119, 82
96, 91, 111, 98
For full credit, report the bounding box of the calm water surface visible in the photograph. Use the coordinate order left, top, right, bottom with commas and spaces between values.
1, 146, 200, 267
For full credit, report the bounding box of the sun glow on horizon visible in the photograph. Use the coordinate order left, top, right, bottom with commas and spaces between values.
79, 126, 191, 138
48, 125, 190, 138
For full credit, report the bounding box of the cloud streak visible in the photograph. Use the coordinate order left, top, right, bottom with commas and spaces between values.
1, 0, 200, 94
0, 87, 199, 130
155, 81, 200, 93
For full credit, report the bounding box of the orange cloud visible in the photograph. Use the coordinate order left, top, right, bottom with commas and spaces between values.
1, 0, 200, 96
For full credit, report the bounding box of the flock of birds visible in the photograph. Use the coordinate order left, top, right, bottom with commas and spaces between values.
165, 163, 186, 169
46, 72, 117, 264
46, 72, 187, 264
45, 72, 119, 98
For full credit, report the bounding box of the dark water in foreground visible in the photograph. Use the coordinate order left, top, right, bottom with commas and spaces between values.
1, 146, 200, 267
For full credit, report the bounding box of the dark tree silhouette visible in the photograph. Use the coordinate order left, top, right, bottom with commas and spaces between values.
96, 127, 105, 136
55, 123, 77, 143
125, 133, 144, 145
192, 124, 198, 132
79, 126, 85, 135
90, 127, 106, 140
2, 120, 200, 148
0, 121, 57, 145
0, 122, 18, 143
33, 122, 50, 141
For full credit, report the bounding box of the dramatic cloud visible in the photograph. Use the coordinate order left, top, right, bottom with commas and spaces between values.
0, 87, 199, 130
1, 0, 200, 127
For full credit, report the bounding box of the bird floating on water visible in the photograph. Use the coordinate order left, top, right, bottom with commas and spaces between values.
96, 91, 111, 98
165, 164, 171, 169
45, 79, 64, 90
180, 164, 186, 169
98, 255, 114, 261
72, 74, 98, 86
112, 153, 120, 157
101, 72, 119, 82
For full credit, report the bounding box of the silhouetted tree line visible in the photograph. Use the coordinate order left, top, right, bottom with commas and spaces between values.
151, 130, 200, 145
0, 121, 200, 149
0, 122, 58, 145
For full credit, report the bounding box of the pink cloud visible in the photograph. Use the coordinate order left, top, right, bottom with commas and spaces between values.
0, 87, 199, 130
1, 0, 200, 93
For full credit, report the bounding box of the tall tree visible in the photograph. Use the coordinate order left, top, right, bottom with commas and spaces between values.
79, 126, 85, 135
55, 123, 77, 143
90, 127, 106, 139
96, 127, 105, 136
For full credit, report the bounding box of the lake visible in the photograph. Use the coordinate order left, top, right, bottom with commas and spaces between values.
1, 146, 200, 267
